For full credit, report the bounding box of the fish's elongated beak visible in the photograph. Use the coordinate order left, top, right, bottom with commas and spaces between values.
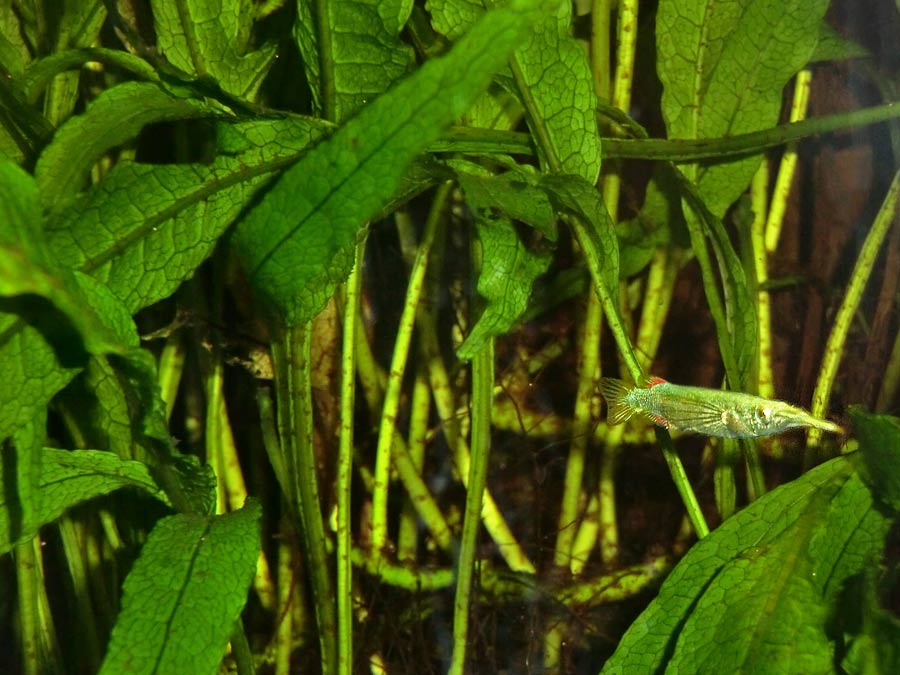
777, 405, 843, 434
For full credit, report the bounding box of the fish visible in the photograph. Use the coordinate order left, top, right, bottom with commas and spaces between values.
597, 376, 843, 439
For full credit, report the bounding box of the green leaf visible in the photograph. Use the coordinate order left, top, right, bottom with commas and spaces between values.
100, 501, 262, 675
540, 173, 619, 296
512, 3, 602, 183
0, 447, 168, 556
851, 406, 900, 513
457, 214, 551, 361
657, 0, 830, 217
456, 170, 557, 239
150, 0, 276, 100
426, 0, 482, 40
0, 4, 30, 77
0, 416, 43, 554
810, 22, 871, 63
0, 161, 213, 516
34, 82, 218, 210
0, 314, 82, 441
234, 0, 545, 326
44, 116, 327, 314
0, 163, 135, 356
294, 0, 415, 121
602, 457, 892, 674
0, 161, 136, 439
429, 1, 601, 181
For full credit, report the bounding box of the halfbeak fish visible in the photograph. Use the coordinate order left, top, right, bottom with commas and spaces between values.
598, 376, 843, 439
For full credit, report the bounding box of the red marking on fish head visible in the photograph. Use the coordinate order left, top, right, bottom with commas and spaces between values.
646, 376, 668, 388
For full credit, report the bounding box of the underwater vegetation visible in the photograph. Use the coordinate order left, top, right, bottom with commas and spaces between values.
0, 0, 898, 673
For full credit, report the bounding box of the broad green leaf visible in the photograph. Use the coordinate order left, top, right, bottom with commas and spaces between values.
462, 83, 523, 130
100, 501, 263, 675
428, 0, 600, 181
44, 116, 328, 313
234, 0, 545, 326
0, 4, 30, 76
0, 161, 137, 356
0, 161, 133, 440
810, 22, 871, 64
0, 315, 82, 441
602, 457, 892, 674
657, 0, 829, 217
851, 406, 900, 513
151, 0, 276, 100
0, 447, 168, 556
456, 170, 557, 239
512, 3, 602, 183
0, 116, 324, 443
34, 82, 218, 210
294, 0, 415, 121
426, 0, 482, 40
0, 416, 43, 555
457, 214, 551, 360
540, 174, 619, 296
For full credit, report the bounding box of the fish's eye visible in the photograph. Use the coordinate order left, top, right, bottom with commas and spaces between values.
760, 407, 773, 421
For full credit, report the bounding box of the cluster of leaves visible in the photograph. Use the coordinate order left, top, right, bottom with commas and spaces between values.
0, 0, 898, 674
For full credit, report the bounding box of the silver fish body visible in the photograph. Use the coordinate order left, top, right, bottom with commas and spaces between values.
598, 377, 843, 439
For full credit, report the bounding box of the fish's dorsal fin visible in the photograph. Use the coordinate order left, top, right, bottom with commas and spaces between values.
598, 377, 634, 425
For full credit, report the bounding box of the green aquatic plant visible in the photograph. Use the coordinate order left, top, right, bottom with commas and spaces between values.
0, 1, 898, 674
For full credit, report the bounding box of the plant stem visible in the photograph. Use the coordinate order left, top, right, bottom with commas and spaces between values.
807, 170, 900, 461
750, 163, 775, 400
271, 325, 337, 675
449, 342, 494, 675
370, 183, 446, 554
764, 70, 812, 254
337, 237, 365, 675
435, 101, 900, 160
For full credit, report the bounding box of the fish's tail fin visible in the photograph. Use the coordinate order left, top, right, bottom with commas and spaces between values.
598, 377, 634, 425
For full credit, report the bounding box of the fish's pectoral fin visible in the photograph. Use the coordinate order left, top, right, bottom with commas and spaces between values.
598, 377, 634, 425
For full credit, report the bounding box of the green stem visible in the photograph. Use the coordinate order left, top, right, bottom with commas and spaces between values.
434, 101, 900, 160
337, 238, 365, 675
271, 326, 337, 675
397, 366, 431, 561
806, 170, 900, 460
370, 183, 447, 554
764, 70, 812, 253
876, 326, 900, 413
449, 342, 494, 675
229, 621, 254, 675
750, 163, 775, 401
553, 294, 601, 568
